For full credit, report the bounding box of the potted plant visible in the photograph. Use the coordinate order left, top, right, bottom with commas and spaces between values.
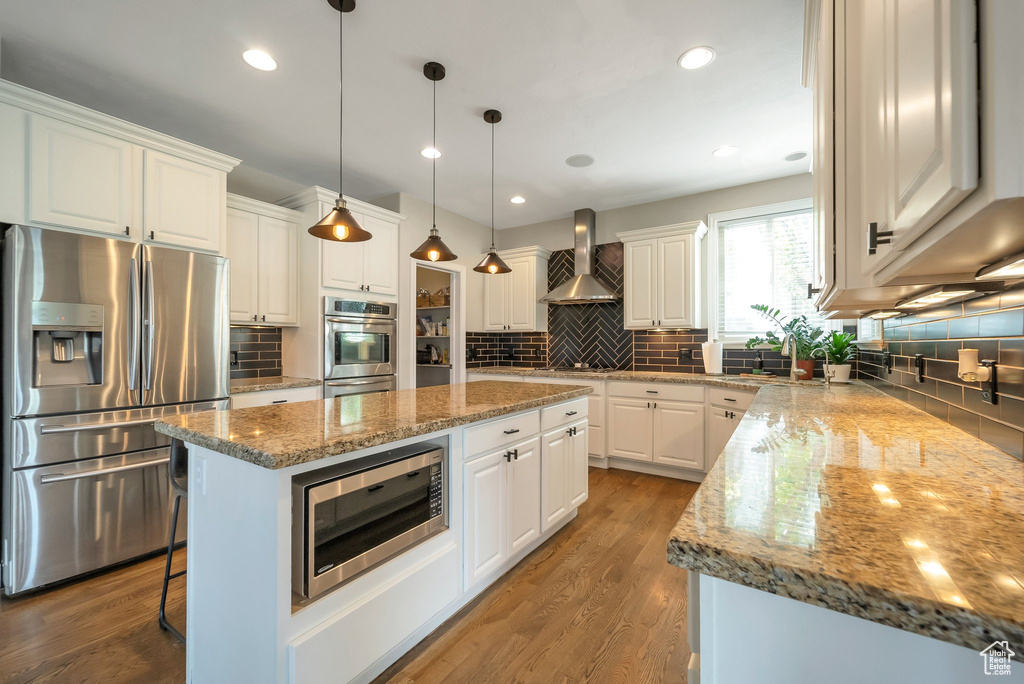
744, 305, 824, 381
815, 330, 857, 383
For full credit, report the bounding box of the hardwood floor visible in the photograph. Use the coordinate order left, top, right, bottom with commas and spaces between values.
375, 468, 698, 684
0, 549, 187, 683
0, 468, 697, 684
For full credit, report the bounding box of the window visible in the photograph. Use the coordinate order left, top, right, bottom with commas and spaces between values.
712, 202, 826, 342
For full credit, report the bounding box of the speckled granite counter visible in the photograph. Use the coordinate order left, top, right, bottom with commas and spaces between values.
468, 365, 813, 389
666, 381, 1024, 658
156, 381, 591, 469
229, 376, 321, 394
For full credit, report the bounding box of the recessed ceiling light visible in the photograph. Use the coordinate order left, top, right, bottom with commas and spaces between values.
712, 146, 739, 158
421, 147, 441, 159
678, 46, 716, 70
510, 196, 526, 204
242, 49, 277, 71
566, 154, 595, 168
785, 151, 808, 162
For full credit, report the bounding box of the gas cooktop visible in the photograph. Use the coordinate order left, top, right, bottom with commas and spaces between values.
536, 366, 619, 374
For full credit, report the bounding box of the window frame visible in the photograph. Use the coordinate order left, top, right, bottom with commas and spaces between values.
707, 198, 823, 346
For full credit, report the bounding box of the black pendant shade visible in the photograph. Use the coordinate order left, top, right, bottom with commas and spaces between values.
474, 249, 511, 274
474, 109, 511, 274
310, 0, 372, 243
309, 198, 372, 242
411, 227, 458, 262
411, 62, 458, 262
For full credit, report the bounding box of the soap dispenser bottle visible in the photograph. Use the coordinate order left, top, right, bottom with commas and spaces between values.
752, 351, 764, 375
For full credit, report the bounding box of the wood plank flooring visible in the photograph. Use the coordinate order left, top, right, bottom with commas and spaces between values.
375, 468, 698, 684
0, 468, 697, 684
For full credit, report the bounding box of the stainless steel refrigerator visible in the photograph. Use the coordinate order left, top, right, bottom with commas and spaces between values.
1, 225, 230, 595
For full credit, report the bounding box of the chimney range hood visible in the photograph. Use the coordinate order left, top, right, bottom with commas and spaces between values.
541, 208, 617, 304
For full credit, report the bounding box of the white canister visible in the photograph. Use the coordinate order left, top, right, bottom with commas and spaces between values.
701, 342, 724, 375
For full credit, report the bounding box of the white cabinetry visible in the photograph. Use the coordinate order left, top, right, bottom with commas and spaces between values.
652, 401, 704, 470
706, 387, 755, 467
464, 436, 541, 588
540, 419, 588, 532
607, 397, 653, 461
321, 213, 399, 297
0, 81, 238, 251
229, 385, 320, 409
481, 247, 551, 332
607, 381, 705, 478
28, 116, 133, 237
226, 194, 302, 326
617, 222, 706, 329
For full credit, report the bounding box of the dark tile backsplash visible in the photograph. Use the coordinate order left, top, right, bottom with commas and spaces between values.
857, 283, 1024, 460
467, 241, 830, 377
230, 325, 283, 379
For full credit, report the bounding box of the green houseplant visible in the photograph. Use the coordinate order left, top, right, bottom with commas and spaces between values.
744, 305, 824, 381
815, 330, 857, 383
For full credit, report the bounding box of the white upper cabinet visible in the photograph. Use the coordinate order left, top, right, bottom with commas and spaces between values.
226, 195, 301, 327
482, 247, 550, 332
227, 207, 260, 323
321, 210, 399, 297
882, 0, 978, 252
28, 116, 133, 237
0, 81, 239, 250
618, 221, 706, 330
143, 149, 225, 252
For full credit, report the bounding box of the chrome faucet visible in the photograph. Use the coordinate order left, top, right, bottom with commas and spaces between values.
780, 333, 806, 381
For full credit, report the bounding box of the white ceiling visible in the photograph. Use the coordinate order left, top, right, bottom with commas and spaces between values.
0, 0, 811, 229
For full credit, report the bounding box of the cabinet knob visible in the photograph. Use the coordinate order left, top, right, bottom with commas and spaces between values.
504, 451, 513, 463
365, 285, 370, 292
149, 231, 155, 240
867, 222, 893, 256
807, 283, 822, 300
261, 315, 266, 322
125, 226, 130, 236
252, 314, 258, 322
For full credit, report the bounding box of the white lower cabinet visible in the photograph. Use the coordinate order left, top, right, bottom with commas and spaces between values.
464, 436, 541, 588
608, 397, 653, 461
541, 418, 589, 532
229, 385, 320, 409
652, 400, 704, 470
708, 406, 745, 463
568, 420, 589, 508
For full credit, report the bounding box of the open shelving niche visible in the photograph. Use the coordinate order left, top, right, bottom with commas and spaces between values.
415, 267, 454, 388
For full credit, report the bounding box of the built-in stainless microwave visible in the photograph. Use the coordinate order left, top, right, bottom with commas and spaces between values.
323, 298, 396, 381
292, 443, 448, 599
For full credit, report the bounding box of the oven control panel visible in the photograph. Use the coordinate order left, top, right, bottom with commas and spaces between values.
325, 297, 395, 319
429, 463, 444, 518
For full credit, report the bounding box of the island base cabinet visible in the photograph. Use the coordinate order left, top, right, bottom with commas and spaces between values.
708, 406, 744, 464
542, 419, 590, 532
464, 436, 541, 590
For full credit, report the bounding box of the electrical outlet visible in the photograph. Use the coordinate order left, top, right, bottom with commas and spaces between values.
678, 348, 692, 360
193, 454, 207, 496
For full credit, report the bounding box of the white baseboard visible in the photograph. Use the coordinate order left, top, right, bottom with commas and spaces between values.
588, 455, 609, 469
606, 457, 705, 483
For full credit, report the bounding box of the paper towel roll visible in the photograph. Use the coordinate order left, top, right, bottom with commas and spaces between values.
701, 342, 724, 375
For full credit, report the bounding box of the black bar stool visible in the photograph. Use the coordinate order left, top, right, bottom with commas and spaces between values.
158, 438, 188, 644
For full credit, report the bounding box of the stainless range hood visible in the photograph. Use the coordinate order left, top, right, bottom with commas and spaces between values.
541, 208, 617, 304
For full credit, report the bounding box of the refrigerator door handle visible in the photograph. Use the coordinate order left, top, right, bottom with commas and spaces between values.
39, 418, 157, 435
39, 455, 170, 484
128, 257, 141, 393
143, 260, 155, 392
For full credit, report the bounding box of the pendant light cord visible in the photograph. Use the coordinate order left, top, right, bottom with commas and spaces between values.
432, 78, 437, 231
338, 5, 344, 199
490, 121, 495, 249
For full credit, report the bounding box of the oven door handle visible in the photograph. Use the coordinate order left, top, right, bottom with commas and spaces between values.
39, 455, 169, 484
325, 378, 393, 387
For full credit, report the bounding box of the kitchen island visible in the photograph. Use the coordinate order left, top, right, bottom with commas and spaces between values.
668, 381, 1024, 683
155, 380, 592, 684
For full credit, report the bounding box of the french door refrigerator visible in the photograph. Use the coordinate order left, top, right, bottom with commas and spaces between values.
1, 225, 229, 595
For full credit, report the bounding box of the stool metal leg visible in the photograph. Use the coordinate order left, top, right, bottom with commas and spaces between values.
158, 494, 186, 644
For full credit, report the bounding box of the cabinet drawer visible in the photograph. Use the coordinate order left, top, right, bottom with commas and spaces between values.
540, 397, 588, 432
608, 381, 703, 403
230, 386, 320, 409
708, 387, 755, 411
464, 410, 540, 459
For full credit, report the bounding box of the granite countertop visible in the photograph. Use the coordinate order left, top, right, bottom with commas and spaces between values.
156, 381, 592, 469
468, 365, 813, 390
229, 376, 321, 394
666, 381, 1024, 658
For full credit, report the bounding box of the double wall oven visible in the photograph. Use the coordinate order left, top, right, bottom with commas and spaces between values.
323, 298, 396, 398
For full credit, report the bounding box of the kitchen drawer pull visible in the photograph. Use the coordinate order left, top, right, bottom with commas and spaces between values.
40, 456, 169, 484
565, 410, 578, 416
271, 399, 288, 404
646, 390, 659, 394
503, 428, 520, 435
723, 397, 736, 402
40, 418, 157, 435
368, 484, 384, 493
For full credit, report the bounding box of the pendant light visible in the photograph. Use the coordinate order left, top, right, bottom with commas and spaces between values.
309, 0, 372, 243
474, 110, 512, 274
411, 62, 458, 262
